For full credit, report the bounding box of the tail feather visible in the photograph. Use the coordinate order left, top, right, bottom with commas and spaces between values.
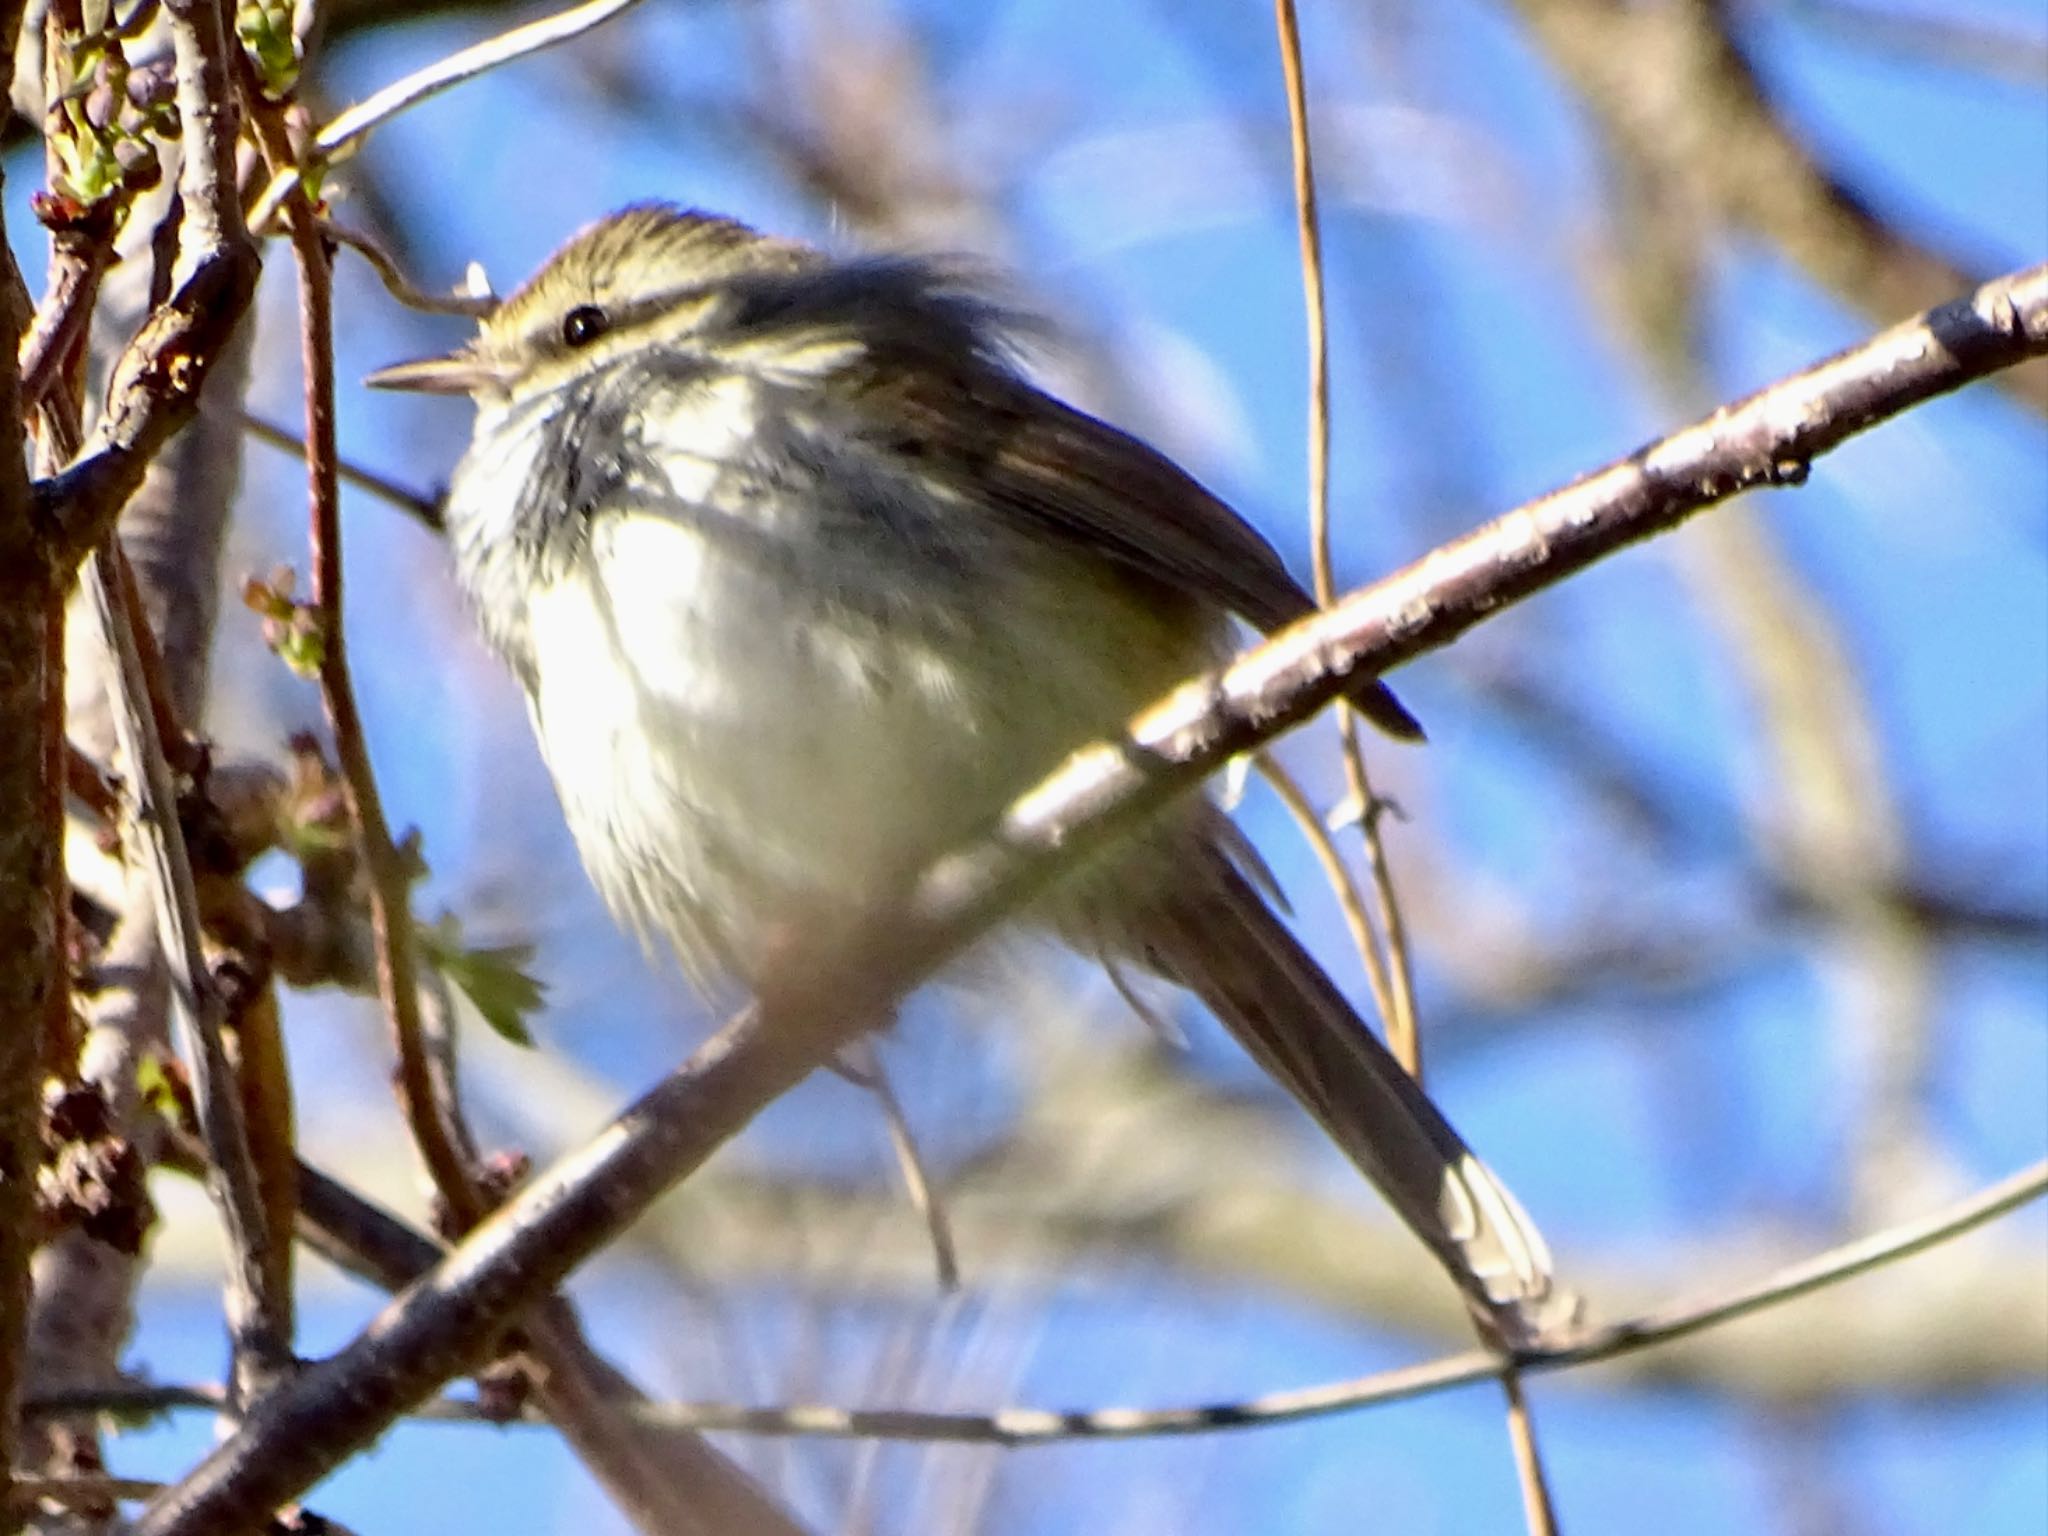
1129, 846, 1569, 1348
1349, 677, 1426, 742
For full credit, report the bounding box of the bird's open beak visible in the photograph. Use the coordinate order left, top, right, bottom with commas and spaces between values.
364, 349, 510, 396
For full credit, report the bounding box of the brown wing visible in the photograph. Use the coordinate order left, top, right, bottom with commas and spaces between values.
861, 363, 1423, 740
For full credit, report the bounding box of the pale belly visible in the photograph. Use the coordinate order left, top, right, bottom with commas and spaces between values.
517, 511, 1206, 985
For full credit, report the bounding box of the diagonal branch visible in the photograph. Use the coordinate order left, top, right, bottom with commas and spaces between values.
83, 547, 294, 1395
588, 1153, 2048, 1444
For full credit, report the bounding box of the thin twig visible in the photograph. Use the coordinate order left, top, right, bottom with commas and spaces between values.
1499, 1371, 1558, 1536
628, 1154, 2040, 1440
1271, 17, 1543, 1505
57, 1156, 2048, 1446
1255, 755, 1384, 990
838, 1041, 961, 1291
85, 548, 293, 1395
248, 0, 650, 233
1271, 0, 1421, 1071
105, 536, 200, 773
240, 87, 481, 1228
324, 220, 495, 317
129, 268, 2048, 1536
1344, 785, 1420, 1055
9, 1472, 168, 1511
36, 0, 262, 564
235, 407, 442, 529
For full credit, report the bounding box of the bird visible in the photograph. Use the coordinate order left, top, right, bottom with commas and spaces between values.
369, 203, 1564, 1346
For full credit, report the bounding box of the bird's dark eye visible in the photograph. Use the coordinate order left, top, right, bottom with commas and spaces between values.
561, 305, 609, 347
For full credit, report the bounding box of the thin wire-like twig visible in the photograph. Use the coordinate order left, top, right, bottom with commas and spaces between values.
1272, 7, 1558, 1514
67, 359, 297, 1390
234, 408, 442, 529
1271, 0, 1421, 1071
8, 1473, 169, 1512
1499, 1371, 1557, 1536
323, 220, 495, 318
460, 1151, 2048, 1441
247, 0, 649, 232
85, 548, 294, 1394
52, 1156, 2047, 1445
837, 1041, 961, 1291
1255, 755, 1384, 988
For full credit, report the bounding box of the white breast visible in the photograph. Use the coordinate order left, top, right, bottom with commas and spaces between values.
465, 369, 1211, 986
520, 509, 996, 981
643, 372, 762, 508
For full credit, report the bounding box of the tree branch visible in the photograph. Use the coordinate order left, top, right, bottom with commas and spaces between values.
34, 0, 261, 566
0, 0, 48, 1515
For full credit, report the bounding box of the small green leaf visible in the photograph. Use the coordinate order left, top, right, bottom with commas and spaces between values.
134, 1053, 183, 1125
423, 916, 545, 1048
236, 2, 301, 97
98, 1388, 179, 1432
280, 817, 347, 861
277, 612, 326, 679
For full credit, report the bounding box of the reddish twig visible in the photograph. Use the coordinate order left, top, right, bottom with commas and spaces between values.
239, 85, 479, 1226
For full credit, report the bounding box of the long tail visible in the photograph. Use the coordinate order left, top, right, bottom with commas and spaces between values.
1125, 845, 1570, 1349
